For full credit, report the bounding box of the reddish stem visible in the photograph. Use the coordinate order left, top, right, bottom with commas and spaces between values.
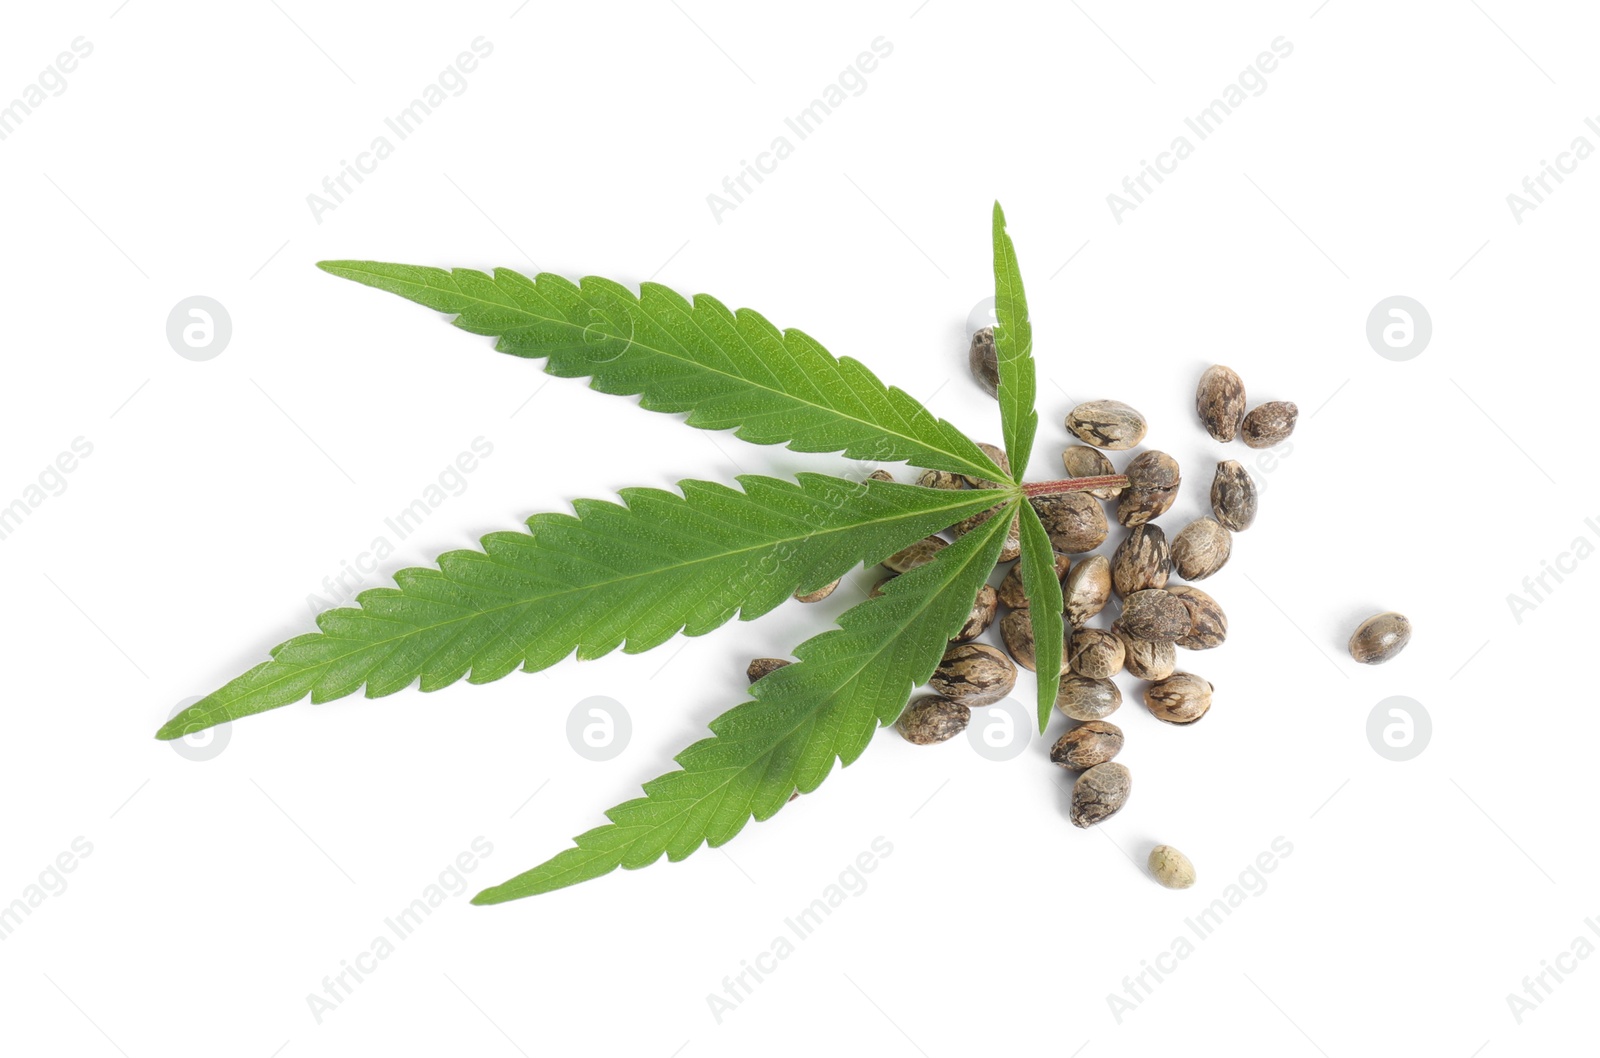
1020, 474, 1129, 499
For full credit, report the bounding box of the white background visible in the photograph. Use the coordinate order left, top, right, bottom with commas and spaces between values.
1, 1, 1594, 1054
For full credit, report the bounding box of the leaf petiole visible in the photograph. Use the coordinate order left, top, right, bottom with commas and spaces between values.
1020, 474, 1130, 499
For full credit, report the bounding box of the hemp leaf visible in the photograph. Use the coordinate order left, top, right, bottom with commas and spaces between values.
991, 203, 1064, 725
158, 203, 1094, 904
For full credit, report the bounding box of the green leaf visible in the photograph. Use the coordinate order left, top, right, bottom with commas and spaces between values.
317, 261, 1009, 484
155, 476, 1006, 740
472, 502, 1015, 903
1015, 501, 1065, 731
991, 202, 1037, 476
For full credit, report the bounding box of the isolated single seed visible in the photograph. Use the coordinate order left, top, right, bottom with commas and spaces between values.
1066, 400, 1147, 450
1116, 625, 1177, 681
1241, 401, 1298, 449
1070, 762, 1132, 828
1112, 524, 1171, 598
794, 578, 840, 603
1050, 721, 1124, 769
964, 442, 1011, 489
867, 469, 895, 483
1056, 675, 1122, 721
1171, 518, 1232, 581
1348, 611, 1412, 665
953, 584, 999, 643
1064, 554, 1113, 626
1209, 460, 1258, 532
1030, 492, 1109, 554
930, 643, 1017, 705
1117, 450, 1181, 527
885, 536, 948, 573
969, 326, 999, 398
998, 553, 1069, 609
1196, 365, 1248, 443
897, 695, 971, 745
1068, 627, 1125, 679
999, 608, 1041, 672
1144, 672, 1213, 725
917, 468, 965, 490
747, 658, 791, 683
1120, 589, 1192, 642
1148, 845, 1197, 890
1168, 585, 1227, 650
1062, 446, 1124, 498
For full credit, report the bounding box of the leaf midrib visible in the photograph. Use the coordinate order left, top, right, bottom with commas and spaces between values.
178, 485, 1009, 727
335, 263, 1008, 484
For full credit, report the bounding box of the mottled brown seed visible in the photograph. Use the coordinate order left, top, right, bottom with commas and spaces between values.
1066, 400, 1147, 451
1148, 845, 1197, 890
1120, 589, 1192, 642
969, 326, 999, 398
1116, 625, 1177, 681
917, 468, 965, 490
952, 584, 999, 644
963, 442, 1011, 489
1064, 554, 1112, 626
1196, 365, 1248, 443
998, 553, 1069, 610
884, 535, 948, 573
867, 469, 895, 483
929, 643, 1016, 706
999, 608, 1041, 672
1210, 460, 1258, 532
947, 505, 1021, 563
1050, 721, 1124, 769
1241, 401, 1298, 449
1348, 611, 1412, 665
1061, 446, 1124, 499
794, 578, 840, 603
1167, 585, 1227, 650
897, 695, 971, 745
1030, 492, 1108, 554
1068, 627, 1125, 679
1112, 524, 1171, 598
1144, 672, 1213, 725
1070, 762, 1132, 828
1171, 518, 1232, 581
747, 658, 791, 683
998, 512, 1022, 563
1117, 450, 1181, 527
1056, 675, 1122, 721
